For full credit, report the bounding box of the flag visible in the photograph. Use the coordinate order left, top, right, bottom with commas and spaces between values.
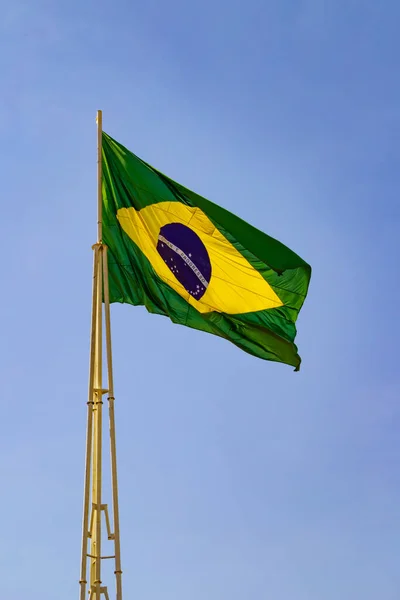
101, 132, 311, 370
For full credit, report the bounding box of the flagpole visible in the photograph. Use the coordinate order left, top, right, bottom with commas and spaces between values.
91, 233, 103, 599
79, 245, 99, 600
79, 110, 122, 599
97, 110, 103, 244
103, 245, 123, 600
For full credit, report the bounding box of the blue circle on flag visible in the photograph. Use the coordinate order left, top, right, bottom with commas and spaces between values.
157, 222, 212, 300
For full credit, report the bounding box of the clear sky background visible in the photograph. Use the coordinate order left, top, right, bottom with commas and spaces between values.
1, 1, 399, 598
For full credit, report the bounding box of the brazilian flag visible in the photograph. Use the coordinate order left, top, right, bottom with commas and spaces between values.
102, 132, 311, 370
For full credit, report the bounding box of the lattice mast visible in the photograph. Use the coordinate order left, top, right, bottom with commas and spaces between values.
79, 111, 123, 600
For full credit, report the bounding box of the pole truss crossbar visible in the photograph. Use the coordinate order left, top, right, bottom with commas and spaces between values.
87, 503, 116, 540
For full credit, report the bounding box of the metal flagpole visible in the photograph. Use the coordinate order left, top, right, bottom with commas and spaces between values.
103, 245, 123, 600
79, 244, 98, 600
91, 228, 103, 600
79, 110, 123, 600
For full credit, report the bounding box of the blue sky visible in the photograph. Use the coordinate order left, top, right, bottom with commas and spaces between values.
1, 1, 399, 598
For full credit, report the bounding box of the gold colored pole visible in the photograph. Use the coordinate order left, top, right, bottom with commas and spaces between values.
79, 245, 100, 600
97, 110, 103, 243
103, 246, 123, 600
80, 110, 122, 599
90, 110, 104, 599
91, 244, 103, 599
